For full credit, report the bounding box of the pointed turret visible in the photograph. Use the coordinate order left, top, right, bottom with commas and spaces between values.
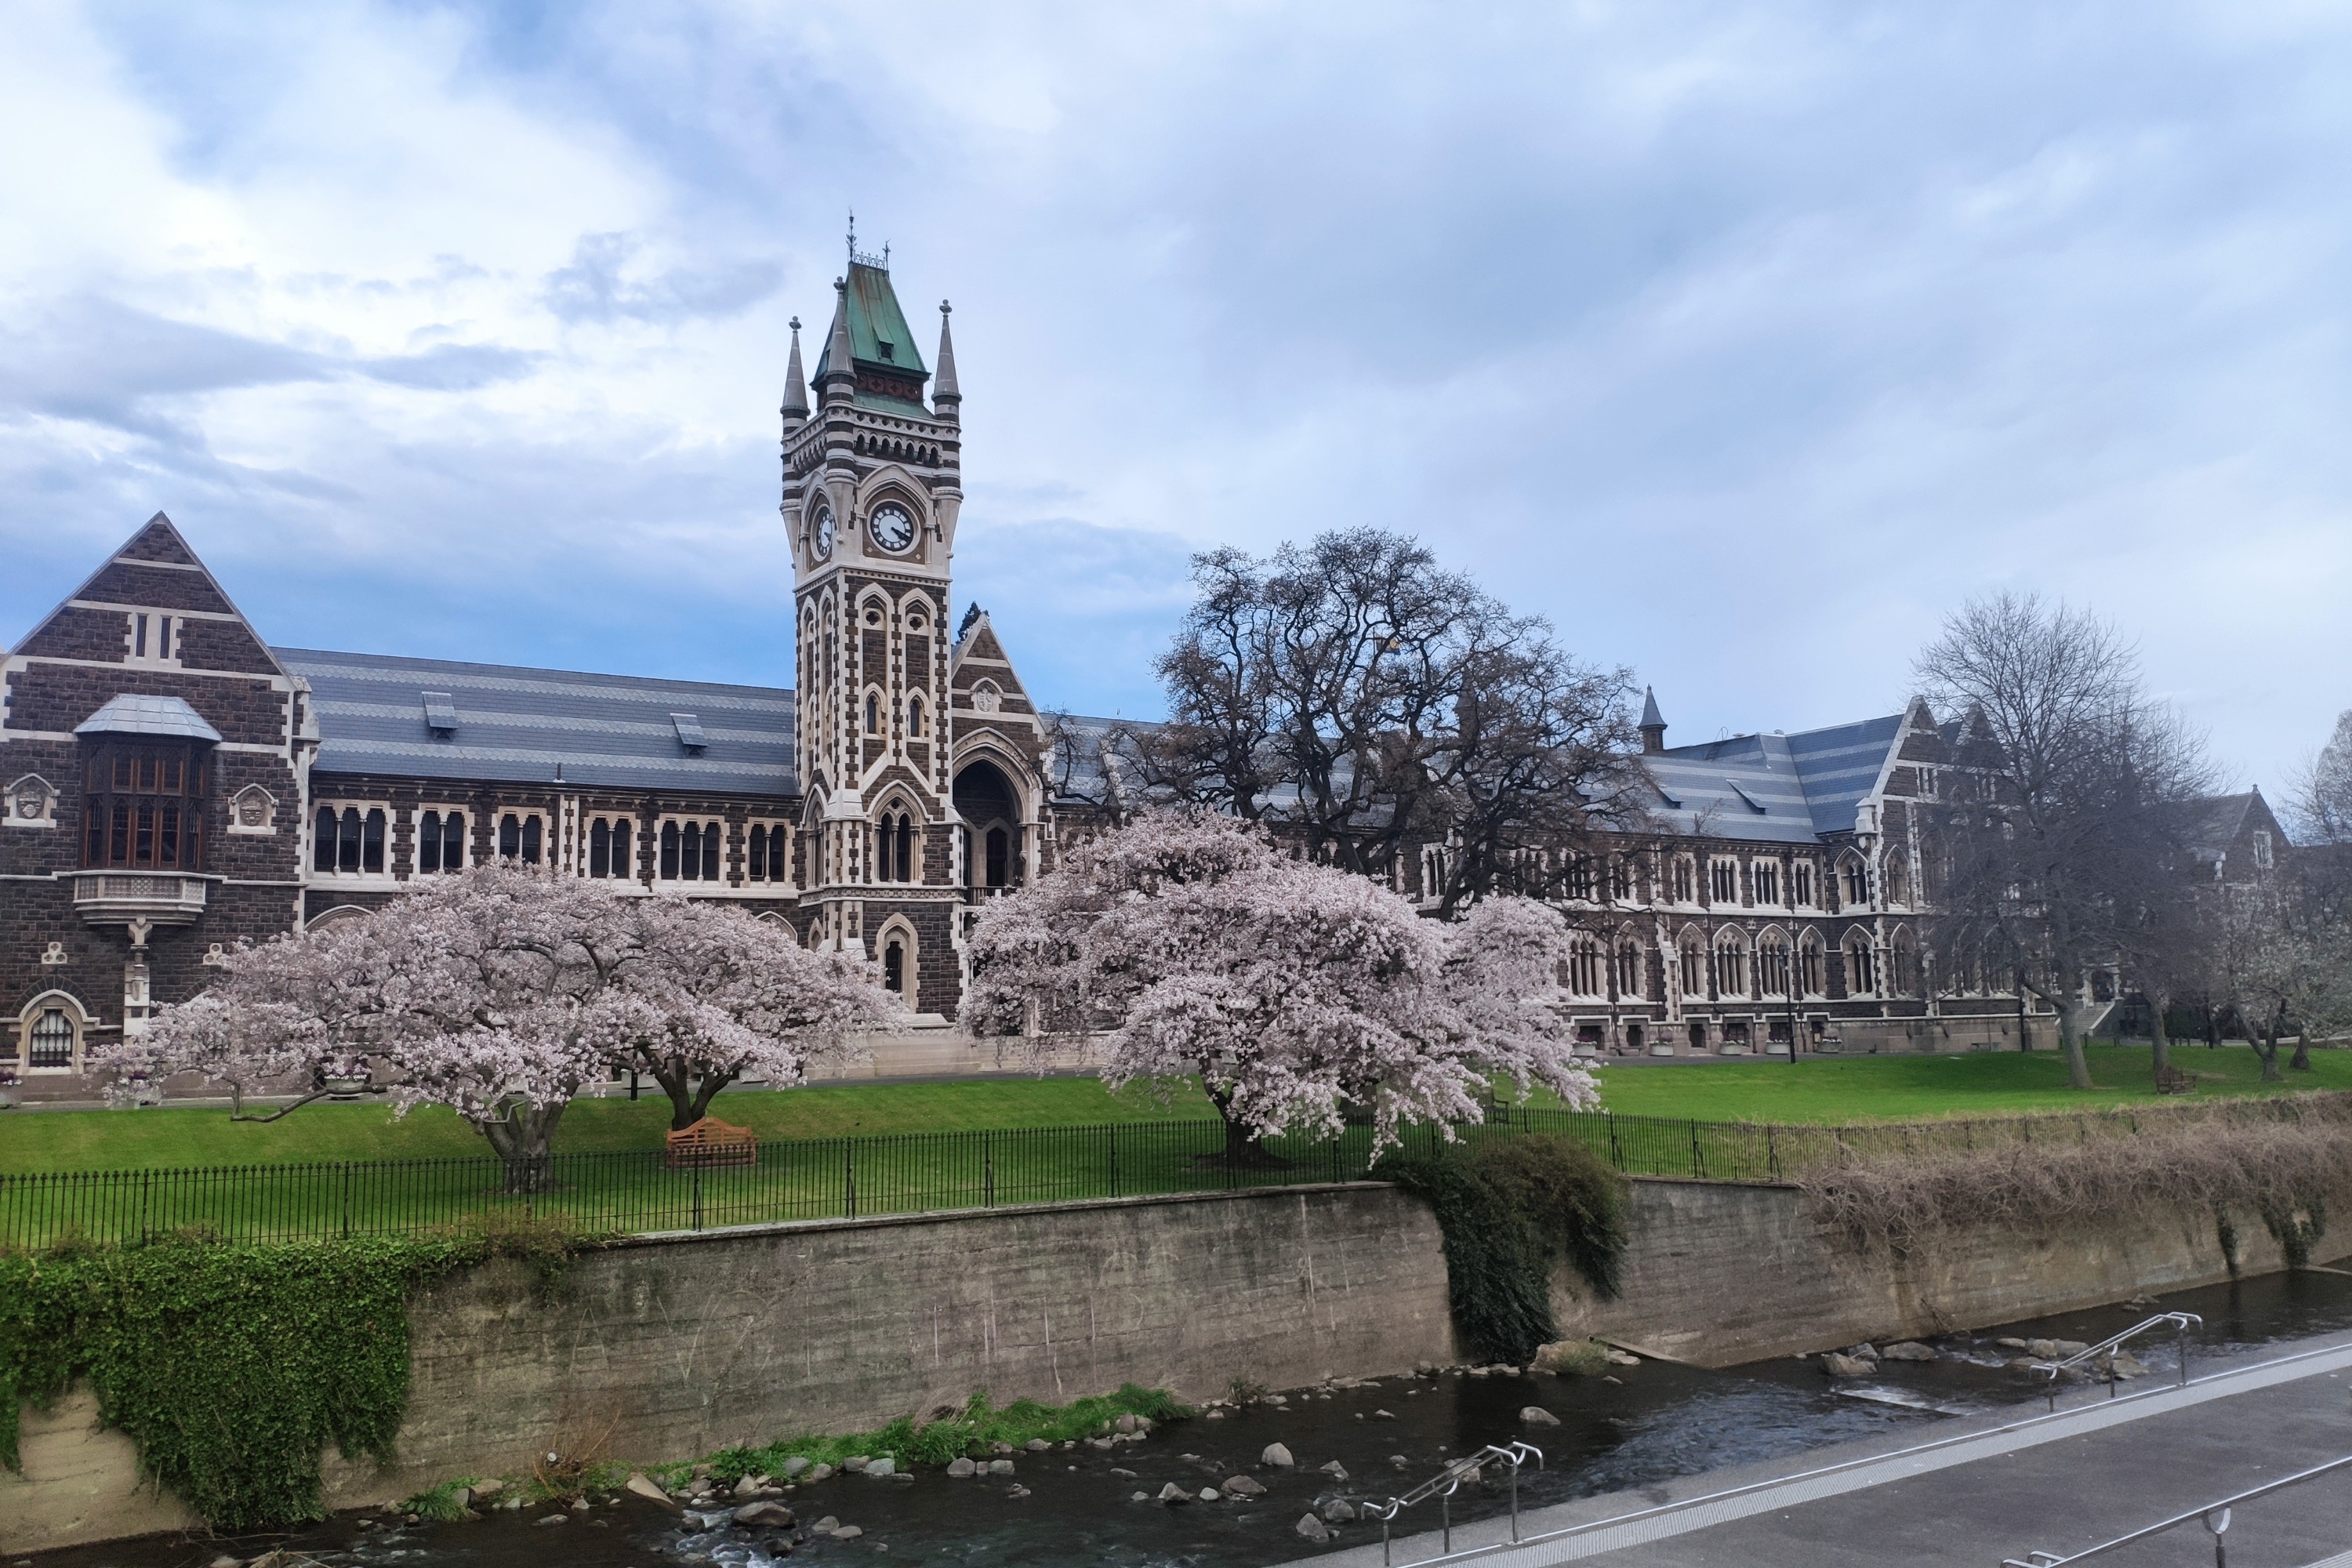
780, 316, 809, 426
818, 278, 856, 407
934, 300, 960, 419
1639, 686, 1668, 754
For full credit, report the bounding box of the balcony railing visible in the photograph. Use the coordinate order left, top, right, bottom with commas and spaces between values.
71, 871, 209, 924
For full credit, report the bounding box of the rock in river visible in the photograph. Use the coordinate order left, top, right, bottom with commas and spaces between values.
1520, 1406, 1562, 1427
1262, 1443, 1295, 1468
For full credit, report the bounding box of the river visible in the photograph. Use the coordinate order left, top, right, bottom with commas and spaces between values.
29, 1268, 2352, 1568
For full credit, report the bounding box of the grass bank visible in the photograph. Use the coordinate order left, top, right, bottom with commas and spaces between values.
0, 1076, 1210, 1174
1587, 1043, 2352, 1125
4, 1044, 2341, 1178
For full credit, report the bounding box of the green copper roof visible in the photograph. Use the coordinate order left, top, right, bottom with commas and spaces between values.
815, 260, 929, 381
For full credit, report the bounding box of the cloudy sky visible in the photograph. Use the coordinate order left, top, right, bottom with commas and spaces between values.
3, 2, 2346, 791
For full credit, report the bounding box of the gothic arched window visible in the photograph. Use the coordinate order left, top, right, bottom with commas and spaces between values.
866, 692, 880, 735
1845, 932, 1878, 996
908, 695, 925, 739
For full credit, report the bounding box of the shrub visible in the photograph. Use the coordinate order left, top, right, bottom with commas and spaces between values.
1375, 1131, 1628, 1365
1798, 1107, 2352, 1254
0, 1217, 597, 1531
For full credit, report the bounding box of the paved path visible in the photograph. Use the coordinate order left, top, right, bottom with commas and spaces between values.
1294, 1331, 2352, 1568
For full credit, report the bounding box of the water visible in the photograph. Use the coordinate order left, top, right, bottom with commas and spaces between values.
31, 1269, 2352, 1568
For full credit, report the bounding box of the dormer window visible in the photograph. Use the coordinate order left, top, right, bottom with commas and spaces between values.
876, 339, 895, 361
671, 713, 707, 752
423, 691, 459, 735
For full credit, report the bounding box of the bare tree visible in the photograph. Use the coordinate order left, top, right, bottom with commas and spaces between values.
1914, 593, 2217, 1091
2291, 710, 2352, 846
1103, 529, 1647, 912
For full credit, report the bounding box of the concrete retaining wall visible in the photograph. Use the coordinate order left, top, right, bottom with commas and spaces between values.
9, 1176, 2350, 1554
1552, 1178, 2352, 1365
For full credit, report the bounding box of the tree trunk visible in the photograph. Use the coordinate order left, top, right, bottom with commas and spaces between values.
2148, 992, 2170, 1080
479, 1101, 566, 1194
653, 1063, 739, 1131
2289, 1029, 2313, 1073
2054, 1002, 2094, 1091
2256, 1011, 2285, 1083
1203, 1083, 1288, 1170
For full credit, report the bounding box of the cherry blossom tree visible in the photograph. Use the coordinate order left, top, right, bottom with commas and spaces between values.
960, 811, 1598, 1160
600, 898, 900, 1131
103, 866, 894, 1188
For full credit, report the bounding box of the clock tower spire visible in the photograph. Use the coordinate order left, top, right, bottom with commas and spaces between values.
782, 241, 965, 1013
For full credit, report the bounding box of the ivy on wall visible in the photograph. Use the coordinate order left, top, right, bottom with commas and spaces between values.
1375, 1131, 1629, 1365
1, 1220, 586, 1532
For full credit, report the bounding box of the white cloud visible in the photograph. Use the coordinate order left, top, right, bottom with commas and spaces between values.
2, 0, 2347, 789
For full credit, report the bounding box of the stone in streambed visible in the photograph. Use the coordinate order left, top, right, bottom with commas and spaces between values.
988, 1459, 1015, 1475
732, 1501, 794, 1527
1158, 1483, 1193, 1504
1025, 1438, 1050, 1452
782, 1457, 811, 1477
1520, 1406, 1561, 1427
1199, 1486, 1221, 1501
1222, 1474, 1269, 1497
1820, 1352, 1874, 1377
1296, 1513, 1332, 1541
1322, 1498, 1359, 1523
1319, 1461, 1349, 1480
946, 1457, 978, 1478
624, 1472, 677, 1508
1261, 1443, 1294, 1467
1879, 1342, 1938, 1362
865, 1457, 897, 1478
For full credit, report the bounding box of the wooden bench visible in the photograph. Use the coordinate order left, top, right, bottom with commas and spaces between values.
2154, 1065, 2198, 1095
664, 1116, 758, 1169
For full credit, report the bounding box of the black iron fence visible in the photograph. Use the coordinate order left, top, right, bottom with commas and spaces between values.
6, 1092, 2339, 1249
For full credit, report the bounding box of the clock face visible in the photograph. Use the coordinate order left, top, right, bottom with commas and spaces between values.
869, 503, 917, 554
811, 504, 834, 560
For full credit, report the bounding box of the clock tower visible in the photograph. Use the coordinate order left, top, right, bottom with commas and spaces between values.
781, 234, 967, 1011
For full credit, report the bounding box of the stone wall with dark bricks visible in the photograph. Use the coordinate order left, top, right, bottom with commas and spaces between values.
82, 561, 239, 615
7, 662, 289, 745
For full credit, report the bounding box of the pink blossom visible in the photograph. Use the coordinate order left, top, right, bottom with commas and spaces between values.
101, 866, 895, 1176
961, 811, 1597, 1151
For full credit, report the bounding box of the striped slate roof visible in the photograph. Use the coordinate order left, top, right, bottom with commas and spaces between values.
1643, 714, 1902, 842
276, 648, 798, 796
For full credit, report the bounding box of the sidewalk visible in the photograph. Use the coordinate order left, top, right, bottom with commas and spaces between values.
1294, 1331, 2352, 1568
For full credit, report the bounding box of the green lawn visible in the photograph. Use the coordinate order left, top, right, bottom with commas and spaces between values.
2, 1044, 2340, 1180
1587, 1042, 2352, 1124
0, 1075, 1210, 1174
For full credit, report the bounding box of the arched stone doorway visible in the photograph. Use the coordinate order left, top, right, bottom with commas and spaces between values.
953, 760, 1024, 893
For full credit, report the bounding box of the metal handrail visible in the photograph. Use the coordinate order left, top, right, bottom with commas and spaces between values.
2030, 1312, 2201, 1412
1367, 1442, 1544, 1564
1998, 1450, 2352, 1566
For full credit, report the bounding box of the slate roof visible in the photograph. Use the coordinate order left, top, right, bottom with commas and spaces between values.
276, 648, 798, 795
2172, 791, 2263, 859
1642, 714, 1903, 843
74, 693, 225, 743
